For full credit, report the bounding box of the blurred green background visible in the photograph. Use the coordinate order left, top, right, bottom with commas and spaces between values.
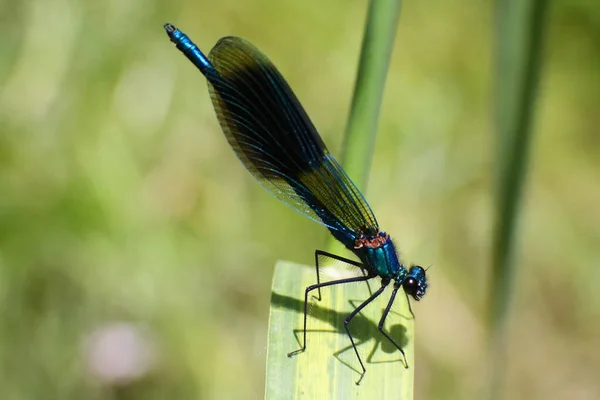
0, 0, 598, 399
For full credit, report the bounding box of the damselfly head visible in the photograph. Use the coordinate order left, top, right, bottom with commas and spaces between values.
403, 265, 427, 301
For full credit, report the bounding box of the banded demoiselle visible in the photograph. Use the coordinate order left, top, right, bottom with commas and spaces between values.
164, 23, 428, 384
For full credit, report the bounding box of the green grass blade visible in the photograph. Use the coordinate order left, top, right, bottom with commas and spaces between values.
488, 0, 550, 397
338, 0, 402, 190
265, 261, 414, 399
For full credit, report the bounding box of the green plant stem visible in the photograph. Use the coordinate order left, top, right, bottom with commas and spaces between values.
489, 0, 549, 398
339, 0, 402, 189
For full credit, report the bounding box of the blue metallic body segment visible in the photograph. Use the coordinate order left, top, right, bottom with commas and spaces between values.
164, 23, 429, 383
358, 239, 403, 279
165, 23, 214, 76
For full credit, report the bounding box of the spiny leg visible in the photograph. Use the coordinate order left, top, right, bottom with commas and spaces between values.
404, 291, 416, 319
288, 273, 375, 358
314, 250, 373, 301
378, 283, 408, 368
344, 280, 390, 385
361, 269, 374, 296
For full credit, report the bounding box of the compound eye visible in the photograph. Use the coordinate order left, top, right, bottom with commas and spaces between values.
403, 278, 419, 297
403, 266, 427, 301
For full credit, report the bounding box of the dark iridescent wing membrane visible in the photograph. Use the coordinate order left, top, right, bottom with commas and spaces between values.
204, 37, 378, 244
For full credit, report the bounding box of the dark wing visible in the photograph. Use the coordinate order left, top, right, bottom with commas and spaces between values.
206, 36, 378, 243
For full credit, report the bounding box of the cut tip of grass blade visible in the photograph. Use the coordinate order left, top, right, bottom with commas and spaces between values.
265, 260, 414, 399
